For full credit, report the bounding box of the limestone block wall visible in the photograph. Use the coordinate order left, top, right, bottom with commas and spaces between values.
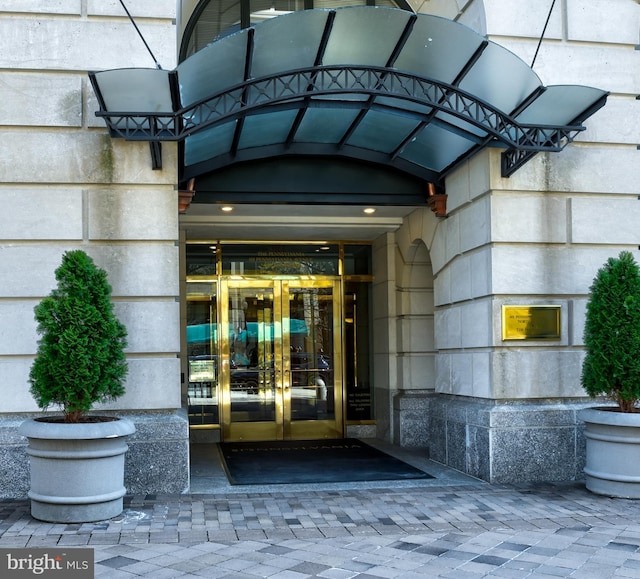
372, 233, 397, 442
372, 208, 443, 447
434, 0, 640, 404
392, 210, 439, 447
0, 1, 187, 496
395, 220, 436, 395
425, 0, 640, 481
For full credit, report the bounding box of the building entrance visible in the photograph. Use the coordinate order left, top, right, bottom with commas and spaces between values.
222, 278, 341, 441
185, 243, 373, 443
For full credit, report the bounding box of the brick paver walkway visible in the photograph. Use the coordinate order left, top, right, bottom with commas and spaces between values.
3, 481, 640, 577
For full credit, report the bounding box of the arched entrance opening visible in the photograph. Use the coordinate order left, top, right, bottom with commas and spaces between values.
89, 1, 607, 456
393, 237, 435, 448
169, 3, 605, 447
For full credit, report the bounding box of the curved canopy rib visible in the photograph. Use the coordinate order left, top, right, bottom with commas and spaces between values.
89, 7, 607, 184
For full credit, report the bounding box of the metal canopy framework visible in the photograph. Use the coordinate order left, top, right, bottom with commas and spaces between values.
90, 7, 607, 193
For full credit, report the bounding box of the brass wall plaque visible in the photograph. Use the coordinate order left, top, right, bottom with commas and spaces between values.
502, 305, 561, 341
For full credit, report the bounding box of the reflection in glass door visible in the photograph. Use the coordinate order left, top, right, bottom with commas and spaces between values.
186, 288, 219, 429
222, 279, 342, 441
224, 282, 278, 441
286, 283, 337, 439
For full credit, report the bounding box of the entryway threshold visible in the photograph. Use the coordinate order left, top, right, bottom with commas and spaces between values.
189, 438, 484, 494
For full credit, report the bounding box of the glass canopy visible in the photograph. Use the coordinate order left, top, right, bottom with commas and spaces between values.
90, 6, 607, 198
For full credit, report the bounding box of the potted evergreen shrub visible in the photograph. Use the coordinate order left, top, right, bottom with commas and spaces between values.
580, 250, 640, 498
18, 250, 135, 522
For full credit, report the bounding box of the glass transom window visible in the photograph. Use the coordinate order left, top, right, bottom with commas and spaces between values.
180, 0, 409, 61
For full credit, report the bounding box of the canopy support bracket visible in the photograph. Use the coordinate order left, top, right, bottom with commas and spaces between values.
150, 142, 162, 170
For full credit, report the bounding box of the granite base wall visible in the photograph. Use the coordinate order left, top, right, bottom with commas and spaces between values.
124, 410, 190, 494
189, 428, 221, 444
346, 424, 377, 439
0, 416, 31, 499
373, 386, 392, 441
0, 410, 190, 499
393, 391, 432, 448
2, 397, 596, 495
429, 395, 591, 484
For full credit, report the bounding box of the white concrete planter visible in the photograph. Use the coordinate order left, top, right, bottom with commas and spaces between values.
18, 417, 135, 522
581, 407, 640, 499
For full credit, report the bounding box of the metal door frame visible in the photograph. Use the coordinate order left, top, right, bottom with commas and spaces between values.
220, 276, 343, 442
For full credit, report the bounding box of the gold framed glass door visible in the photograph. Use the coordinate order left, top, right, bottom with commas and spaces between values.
221, 278, 342, 441
186, 284, 219, 430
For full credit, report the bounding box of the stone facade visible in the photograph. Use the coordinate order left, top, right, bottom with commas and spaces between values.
380, 0, 640, 482
1, 0, 639, 495
0, 1, 188, 497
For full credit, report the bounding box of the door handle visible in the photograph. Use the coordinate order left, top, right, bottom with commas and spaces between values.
274, 368, 290, 391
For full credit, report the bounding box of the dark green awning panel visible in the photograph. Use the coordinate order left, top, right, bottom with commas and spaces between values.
89, 6, 607, 189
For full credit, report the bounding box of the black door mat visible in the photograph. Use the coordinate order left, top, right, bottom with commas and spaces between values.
219, 438, 433, 485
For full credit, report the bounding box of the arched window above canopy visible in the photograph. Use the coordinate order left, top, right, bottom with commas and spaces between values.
179, 0, 410, 61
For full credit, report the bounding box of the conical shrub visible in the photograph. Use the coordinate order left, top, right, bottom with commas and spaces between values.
29, 250, 128, 422
581, 251, 640, 412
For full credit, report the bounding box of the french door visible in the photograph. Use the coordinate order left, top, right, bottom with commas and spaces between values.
220, 278, 342, 441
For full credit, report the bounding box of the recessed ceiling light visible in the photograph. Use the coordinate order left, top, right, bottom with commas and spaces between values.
221, 206, 234, 212
363, 207, 376, 214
